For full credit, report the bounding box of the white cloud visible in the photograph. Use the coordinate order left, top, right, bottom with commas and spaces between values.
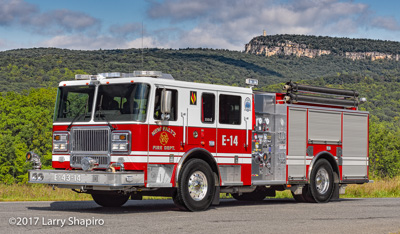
41, 35, 124, 50
0, 38, 26, 51
28, 9, 100, 33
109, 23, 142, 38
41, 34, 170, 50
4, 0, 400, 51
0, 39, 6, 48
371, 16, 400, 31
0, 0, 37, 25
147, 0, 216, 21
126, 36, 168, 48
0, 0, 100, 35
144, 0, 400, 50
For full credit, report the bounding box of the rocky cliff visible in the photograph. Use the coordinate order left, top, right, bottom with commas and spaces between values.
245, 35, 400, 61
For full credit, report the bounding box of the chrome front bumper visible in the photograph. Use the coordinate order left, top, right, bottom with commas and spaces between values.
28, 170, 144, 190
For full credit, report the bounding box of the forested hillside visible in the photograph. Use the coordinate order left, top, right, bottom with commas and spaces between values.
2, 47, 400, 92
1, 43, 400, 183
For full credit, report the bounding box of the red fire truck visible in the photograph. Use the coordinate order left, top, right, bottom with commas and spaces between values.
27, 71, 369, 211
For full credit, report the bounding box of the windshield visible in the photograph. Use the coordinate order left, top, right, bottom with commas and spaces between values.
54, 86, 95, 122
94, 83, 150, 122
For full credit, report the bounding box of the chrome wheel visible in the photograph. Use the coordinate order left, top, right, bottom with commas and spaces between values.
188, 171, 208, 201
315, 168, 330, 194
175, 159, 215, 211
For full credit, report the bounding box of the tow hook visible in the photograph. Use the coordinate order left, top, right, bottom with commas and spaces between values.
107, 162, 125, 173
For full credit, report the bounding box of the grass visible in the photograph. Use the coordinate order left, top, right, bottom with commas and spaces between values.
0, 184, 92, 202
0, 177, 399, 202
342, 176, 400, 198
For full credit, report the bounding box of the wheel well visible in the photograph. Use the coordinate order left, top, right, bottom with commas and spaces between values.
309, 152, 340, 183
175, 148, 220, 185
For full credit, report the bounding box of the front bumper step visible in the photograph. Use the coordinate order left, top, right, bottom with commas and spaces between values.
28, 170, 144, 189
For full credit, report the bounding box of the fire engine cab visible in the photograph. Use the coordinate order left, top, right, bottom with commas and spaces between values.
27, 71, 369, 211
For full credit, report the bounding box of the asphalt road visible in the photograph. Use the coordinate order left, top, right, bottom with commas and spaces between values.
0, 198, 399, 234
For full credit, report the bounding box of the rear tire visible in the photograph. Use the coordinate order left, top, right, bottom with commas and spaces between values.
175, 159, 215, 211
309, 159, 334, 203
91, 193, 130, 207
293, 185, 316, 203
292, 191, 306, 202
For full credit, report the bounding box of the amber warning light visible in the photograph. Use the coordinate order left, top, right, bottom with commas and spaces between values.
26, 151, 42, 170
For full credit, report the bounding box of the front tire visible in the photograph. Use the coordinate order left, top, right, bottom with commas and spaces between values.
174, 159, 215, 211
91, 193, 130, 207
309, 159, 334, 203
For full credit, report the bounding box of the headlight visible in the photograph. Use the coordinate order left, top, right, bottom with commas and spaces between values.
53, 132, 69, 152
112, 143, 128, 151
111, 131, 130, 153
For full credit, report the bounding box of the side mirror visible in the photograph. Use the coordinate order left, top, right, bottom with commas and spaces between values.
161, 89, 172, 120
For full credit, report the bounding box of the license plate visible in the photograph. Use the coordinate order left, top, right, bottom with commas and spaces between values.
53, 173, 81, 182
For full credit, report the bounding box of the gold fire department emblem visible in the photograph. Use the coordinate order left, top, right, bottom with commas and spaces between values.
159, 132, 169, 145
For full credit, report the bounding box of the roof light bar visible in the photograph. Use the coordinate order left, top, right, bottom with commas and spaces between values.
74, 71, 169, 80
75, 74, 96, 80
133, 71, 162, 77
246, 78, 259, 86
98, 72, 121, 78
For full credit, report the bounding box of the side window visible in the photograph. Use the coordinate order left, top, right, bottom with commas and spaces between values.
202, 93, 215, 123
219, 94, 241, 125
154, 88, 178, 121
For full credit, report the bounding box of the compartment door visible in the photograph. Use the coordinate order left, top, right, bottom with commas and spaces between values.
287, 108, 307, 180
342, 113, 368, 180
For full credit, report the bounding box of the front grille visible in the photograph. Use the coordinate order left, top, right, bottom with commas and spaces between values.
70, 127, 110, 169
71, 127, 110, 153
70, 155, 110, 169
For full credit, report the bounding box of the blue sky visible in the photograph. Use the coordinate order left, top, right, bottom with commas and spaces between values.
1, 0, 400, 51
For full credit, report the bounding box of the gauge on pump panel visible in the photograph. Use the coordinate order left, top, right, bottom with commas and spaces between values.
258, 118, 263, 125
265, 117, 270, 125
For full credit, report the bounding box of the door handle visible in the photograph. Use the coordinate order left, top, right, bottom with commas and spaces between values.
181, 111, 187, 145
244, 117, 249, 148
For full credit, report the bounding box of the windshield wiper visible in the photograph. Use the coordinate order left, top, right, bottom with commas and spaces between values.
67, 99, 89, 131
97, 95, 116, 131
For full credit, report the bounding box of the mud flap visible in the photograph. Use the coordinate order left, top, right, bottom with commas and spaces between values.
212, 186, 220, 205
331, 183, 340, 201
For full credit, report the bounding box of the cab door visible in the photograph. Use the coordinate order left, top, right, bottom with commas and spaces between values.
185, 90, 217, 154
216, 92, 252, 160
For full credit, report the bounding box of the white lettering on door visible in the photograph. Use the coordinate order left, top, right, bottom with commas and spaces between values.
222, 135, 238, 146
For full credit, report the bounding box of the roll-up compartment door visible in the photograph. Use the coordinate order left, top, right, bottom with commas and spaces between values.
287, 108, 307, 180
342, 113, 368, 179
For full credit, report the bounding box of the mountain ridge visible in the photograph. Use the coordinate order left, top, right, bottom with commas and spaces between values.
245, 34, 400, 61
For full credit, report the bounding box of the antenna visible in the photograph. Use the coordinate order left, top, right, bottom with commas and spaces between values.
141, 21, 144, 70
